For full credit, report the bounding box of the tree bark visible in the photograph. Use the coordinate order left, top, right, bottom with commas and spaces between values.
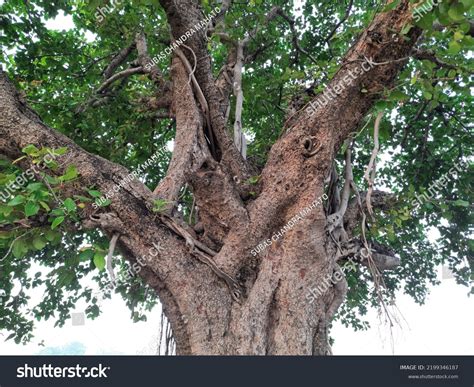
0, 0, 421, 354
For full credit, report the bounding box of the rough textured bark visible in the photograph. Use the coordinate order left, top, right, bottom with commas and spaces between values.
0, 0, 423, 354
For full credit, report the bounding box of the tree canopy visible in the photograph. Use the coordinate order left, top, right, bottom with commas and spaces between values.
0, 0, 472, 349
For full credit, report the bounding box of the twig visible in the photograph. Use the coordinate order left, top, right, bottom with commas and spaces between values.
0, 230, 33, 263
188, 195, 196, 225
324, 0, 354, 57
96, 67, 144, 94
274, 8, 320, 66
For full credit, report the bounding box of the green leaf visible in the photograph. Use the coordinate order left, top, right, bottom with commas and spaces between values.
388, 90, 409, 101
61, 165, 78, 182
26, 182, 44, 192
73, 195, 92, 203
448, 69, 457, 78
383, 0, 400, 12
44, 229, 60, 242
22, 144, 40, 156
246, 175, 260, 185
53, 147, 68, 156
99, 199, 111, 207
12, 239, 28, 258
447, 40, 462, 55
88, 190, 102, 198
39, 201, 51, 211
8, 195, 25, 206
454, 30, 464, 42
51, 216, 65, 229
423, 91, 433, 100
0, 231, 12, 239
51, 208, 65, 216
374, 100, 389, 110
79, 249, 95, 262
32, 236, 47, 250
453, 199, 469, 207
62, 198, 76, 213
93, 251, 106, 271
448, 3, 465, 21
43, 174, 59, 185
416, 12, 435, 30
43, 157, 58, 170
57, 269, 75, 286
24, 202, 40, 217
0, 205, 13, 216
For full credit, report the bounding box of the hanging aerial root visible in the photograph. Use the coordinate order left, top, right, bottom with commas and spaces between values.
364, 111, 383, 220
159, 213, 243, 301
106, 233, 120, 287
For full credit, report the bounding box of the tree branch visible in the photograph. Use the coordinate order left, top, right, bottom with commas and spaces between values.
96, 66, 145, 94
102, 42, 136, 80
287, 0, 422, 149
274, 7, 320, 66
135, 31, 167, 89
324, 0, 354, 57
152, 56, 209, 208
0, 70, 236, 353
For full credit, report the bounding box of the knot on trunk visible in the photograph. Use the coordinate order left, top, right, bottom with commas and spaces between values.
301, 136, 322, 157
83, 212, 125, 234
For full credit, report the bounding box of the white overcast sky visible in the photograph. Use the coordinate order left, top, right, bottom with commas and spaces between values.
1, 266, 472, 355
0, 7, 472, 356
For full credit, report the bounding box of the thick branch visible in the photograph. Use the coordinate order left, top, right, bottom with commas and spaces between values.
152, 57, 208, 207
159, 0, 254, 185
287, 0, 422, 149
0, 70, 234, 354
135, 31, 166, 88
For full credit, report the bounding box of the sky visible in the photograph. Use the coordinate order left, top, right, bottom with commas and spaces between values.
0, 6, 472, 357
0, 265, 472, 355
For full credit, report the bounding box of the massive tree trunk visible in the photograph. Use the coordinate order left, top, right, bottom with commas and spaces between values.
0, 0, 421, 354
